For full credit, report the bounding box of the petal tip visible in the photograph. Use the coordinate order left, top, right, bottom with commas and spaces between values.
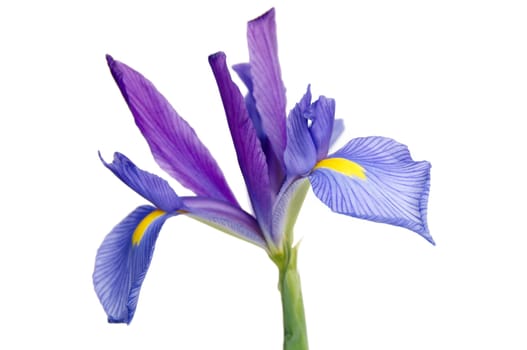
99, 151, 125, 168
98, 150, 111, 167
106, 55, 128, 97
106, 55, 121, 79
208, 51, 226, 65
106, 54, 115, 65
427, 236, 436, 246
108, 315, 130, 325
249, 7, 275, 25
416, 226, 435, 245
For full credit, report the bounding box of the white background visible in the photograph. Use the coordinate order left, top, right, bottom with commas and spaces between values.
1, 0, 526, 349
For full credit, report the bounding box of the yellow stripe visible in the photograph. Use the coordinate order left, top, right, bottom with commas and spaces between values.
132, 209, 165, 246
314, 157, 367, 180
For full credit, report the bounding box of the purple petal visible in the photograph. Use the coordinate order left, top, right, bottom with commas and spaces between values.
232, 63, 253, 91
284, 88, 317, 176
310, 96, 336, 160
100, 152, 182, 212
309, 136, 433, 244
233, 62, 285, 194
182, 197, 267, 248
232, 63, 265, 140
247, 8, 287, 170
209, 53, 273, 237
106, 55, 238, 207
93, 205, 173, 324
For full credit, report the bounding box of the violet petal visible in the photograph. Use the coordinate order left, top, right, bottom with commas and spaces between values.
209, 52, 273, 237
106, 55, 238, 207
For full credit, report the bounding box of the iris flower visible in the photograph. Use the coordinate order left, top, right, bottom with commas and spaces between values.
93, 8, 432, 350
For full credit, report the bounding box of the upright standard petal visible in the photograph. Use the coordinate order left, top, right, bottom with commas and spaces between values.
232, 63, 265, 140
93, 205, 173, 324
283, 86, 336, 176
309, 137, 433, 243
233, 62, 285, 194
284, 88, 317, 176
310, 96, 336, 160
100, 152, 182, 212
106, 55, 238, 207
209, 52, 273, 238
247, 8, 287, 170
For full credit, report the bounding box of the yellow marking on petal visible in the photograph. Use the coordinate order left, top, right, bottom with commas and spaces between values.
132, 209, 165, 246
314, 157, 367, 180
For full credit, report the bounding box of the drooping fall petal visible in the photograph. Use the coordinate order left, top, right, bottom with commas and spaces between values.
309, 136, 433, 243
93, 205, 173, 324
100, 152, 182, 212
101, 152, 268, 248
106, 55, 238, 207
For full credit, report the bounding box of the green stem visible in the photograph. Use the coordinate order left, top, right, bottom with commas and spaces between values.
277, 245, 309, 350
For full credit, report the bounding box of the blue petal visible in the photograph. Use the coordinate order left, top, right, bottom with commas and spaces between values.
93, 205, 173, 324
310, 96, 336, 160
284, 87, 317, 176
309, 136, 433, 243
100, 152, 182, 212
297, 84, 312, 112
209, 53, 273, 238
